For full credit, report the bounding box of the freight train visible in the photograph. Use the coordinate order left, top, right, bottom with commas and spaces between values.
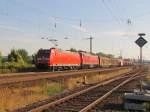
35, 48, 133, 70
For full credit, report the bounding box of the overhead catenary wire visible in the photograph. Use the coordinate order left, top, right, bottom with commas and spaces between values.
1, 0, 150, 37
2, 0, 150, 25
101, 0, 122, 26
1, 0, 129, 24
110, 0, 133, 26
110, 0, 127, 23
0, 0, 140, 33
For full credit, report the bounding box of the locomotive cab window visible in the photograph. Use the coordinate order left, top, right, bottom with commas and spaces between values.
37, 50, 50, 58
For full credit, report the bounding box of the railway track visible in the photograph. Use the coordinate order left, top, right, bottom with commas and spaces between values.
0, 67, 129, 86
16, 67, 145, 112
79, 72, 146, 112
91, 74, 147, 112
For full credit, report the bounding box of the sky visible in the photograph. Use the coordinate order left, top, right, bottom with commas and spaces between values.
0, 0, 150, 60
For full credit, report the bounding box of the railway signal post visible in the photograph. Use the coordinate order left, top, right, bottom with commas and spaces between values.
135, 33, 147, 65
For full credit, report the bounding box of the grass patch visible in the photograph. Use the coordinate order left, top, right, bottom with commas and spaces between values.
47, 83, 64, 95
0, 86, 48, 111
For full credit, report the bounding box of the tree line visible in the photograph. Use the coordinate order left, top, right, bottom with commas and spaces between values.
69, 48, 117, 58
0, 49, 31, 64
0, 49, 35, 73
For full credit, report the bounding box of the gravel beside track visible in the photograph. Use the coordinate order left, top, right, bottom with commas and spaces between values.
91, 73, 147, 112
15, 66, 144, 112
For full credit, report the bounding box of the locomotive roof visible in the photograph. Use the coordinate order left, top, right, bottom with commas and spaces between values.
79, 51, 97, 56
38, 49, 50, 52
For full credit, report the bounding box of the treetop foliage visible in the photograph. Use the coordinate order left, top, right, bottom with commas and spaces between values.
0, 51, 2, 64
17, 49, 29, 62
8, 49, 29, 64
96, 52, 114, 58
69, 48, 77, 52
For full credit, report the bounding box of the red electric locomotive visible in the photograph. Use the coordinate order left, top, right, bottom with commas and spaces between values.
79, 51, 100, 68
36, 48, 81, 70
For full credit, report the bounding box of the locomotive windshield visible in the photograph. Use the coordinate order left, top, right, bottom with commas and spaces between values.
37, 50, 50, 58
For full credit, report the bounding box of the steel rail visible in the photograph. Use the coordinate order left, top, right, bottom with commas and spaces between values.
29, 69, 140, 112
0, 68, 102, 78
0, 67, 126, 78
79, 73, 146, 112
0, 67, 129, 85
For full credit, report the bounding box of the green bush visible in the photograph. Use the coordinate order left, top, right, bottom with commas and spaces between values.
8, 49, 31, 64
0, 62, 35, 74
17, 49, 30, 63
0, 48, 36, 74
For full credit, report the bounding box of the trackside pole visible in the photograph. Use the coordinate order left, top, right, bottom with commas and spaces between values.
140, 47, 142, 65
83, 75, 87, 84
